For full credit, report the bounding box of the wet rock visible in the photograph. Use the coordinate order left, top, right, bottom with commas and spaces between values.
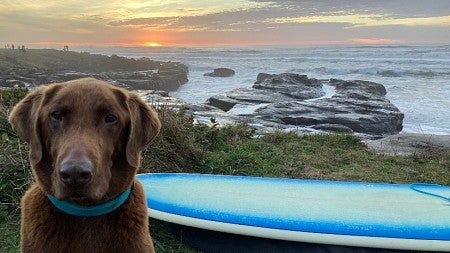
207, 96, 237, 112
204, 68, 235, 77
256, 97, 402, 136
311, 124, 354, 133
253, 73, 324, 99
255, 73, 274, 84
207, 88, 291, 111
207, 73, 324, 111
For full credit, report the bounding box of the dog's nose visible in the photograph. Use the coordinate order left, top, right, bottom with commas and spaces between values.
59, 160, 93, 186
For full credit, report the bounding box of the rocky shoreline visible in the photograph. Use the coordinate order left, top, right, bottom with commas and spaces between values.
3, 49, 446, 152
206, 73, 404, 137
140, 86, 450, 156
140, 88, 450, 156
141, 73, 404, 139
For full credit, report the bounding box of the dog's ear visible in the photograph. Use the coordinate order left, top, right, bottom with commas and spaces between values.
126, 93, 161, 168
9, 87, 44, 165
8, 84, 62, 166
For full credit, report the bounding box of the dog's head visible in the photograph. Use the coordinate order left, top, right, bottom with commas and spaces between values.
9, 78, 161, 204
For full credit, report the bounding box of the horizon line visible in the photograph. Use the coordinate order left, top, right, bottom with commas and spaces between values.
2, 41, 448, 49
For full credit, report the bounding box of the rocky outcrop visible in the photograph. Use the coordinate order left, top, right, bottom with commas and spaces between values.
207, 73, 324, 111
207, 88, 292, 111
204, 73, 404, 137
204, 68, 235, 77
253, 73, 324, 99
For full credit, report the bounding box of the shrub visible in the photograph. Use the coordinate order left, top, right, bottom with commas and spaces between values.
140, 106, 255, 174
141, 106, 205, 173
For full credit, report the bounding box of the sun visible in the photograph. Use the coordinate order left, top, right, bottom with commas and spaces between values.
145, 42, 162, 47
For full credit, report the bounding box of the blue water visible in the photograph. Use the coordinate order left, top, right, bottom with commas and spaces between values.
75, 45, 450, 135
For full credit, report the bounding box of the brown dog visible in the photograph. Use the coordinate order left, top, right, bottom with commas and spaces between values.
9, 78, 160, 253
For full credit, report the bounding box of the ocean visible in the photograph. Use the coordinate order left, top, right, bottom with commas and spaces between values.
77, 45, 450, 135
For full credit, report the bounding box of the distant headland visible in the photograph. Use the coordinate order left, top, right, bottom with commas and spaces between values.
0, 48, 188, 91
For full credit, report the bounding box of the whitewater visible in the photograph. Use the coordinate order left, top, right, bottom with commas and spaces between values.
79, 45, 450, 135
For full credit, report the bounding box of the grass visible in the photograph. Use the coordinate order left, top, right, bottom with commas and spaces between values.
198, 131, 450, 185
1, 88, 449, 252
0, 215, 20, 253
0, 88, 31, 253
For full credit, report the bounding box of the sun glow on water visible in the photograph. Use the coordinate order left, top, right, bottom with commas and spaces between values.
145, 42, 162, 47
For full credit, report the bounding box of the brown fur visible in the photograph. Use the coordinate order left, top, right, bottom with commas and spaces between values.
9, 78, 161, 253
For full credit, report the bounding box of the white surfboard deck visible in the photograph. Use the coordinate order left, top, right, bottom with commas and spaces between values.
136, 173, 450, 251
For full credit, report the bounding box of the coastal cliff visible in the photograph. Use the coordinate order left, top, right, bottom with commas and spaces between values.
0, 48, 188, 91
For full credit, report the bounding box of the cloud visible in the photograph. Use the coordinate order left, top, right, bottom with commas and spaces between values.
264, 14, 450, 28
250, 0, 450, 18
107, 8, 277, 32
1, 0, 449, 45
106, 0, 450, 33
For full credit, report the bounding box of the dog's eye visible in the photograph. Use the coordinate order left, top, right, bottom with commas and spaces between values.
50, 111, 63, 121
104, 114, 118, 124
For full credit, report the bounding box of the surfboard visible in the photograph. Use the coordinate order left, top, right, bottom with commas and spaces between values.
136, 173, 450, 251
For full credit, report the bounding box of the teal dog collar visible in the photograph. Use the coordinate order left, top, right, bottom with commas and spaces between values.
47, 188, 132, 217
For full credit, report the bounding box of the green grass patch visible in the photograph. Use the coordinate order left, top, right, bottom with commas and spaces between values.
0, 215, 20, 253
200, 132, 450, 185
1, 88, 449, 252
0, 89, 31, 253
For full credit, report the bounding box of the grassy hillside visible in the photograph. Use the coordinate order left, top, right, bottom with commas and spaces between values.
1, 89, 449, 252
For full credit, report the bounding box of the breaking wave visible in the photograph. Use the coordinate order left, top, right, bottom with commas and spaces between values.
309, 67, 450, 78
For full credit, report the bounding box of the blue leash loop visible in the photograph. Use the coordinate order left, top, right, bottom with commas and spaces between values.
409, 183, 450, 202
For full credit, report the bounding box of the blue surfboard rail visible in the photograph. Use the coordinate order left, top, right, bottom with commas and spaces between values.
136, 173, 450, 242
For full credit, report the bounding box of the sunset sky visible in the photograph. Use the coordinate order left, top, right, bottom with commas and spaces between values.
1, 0, 449, 47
